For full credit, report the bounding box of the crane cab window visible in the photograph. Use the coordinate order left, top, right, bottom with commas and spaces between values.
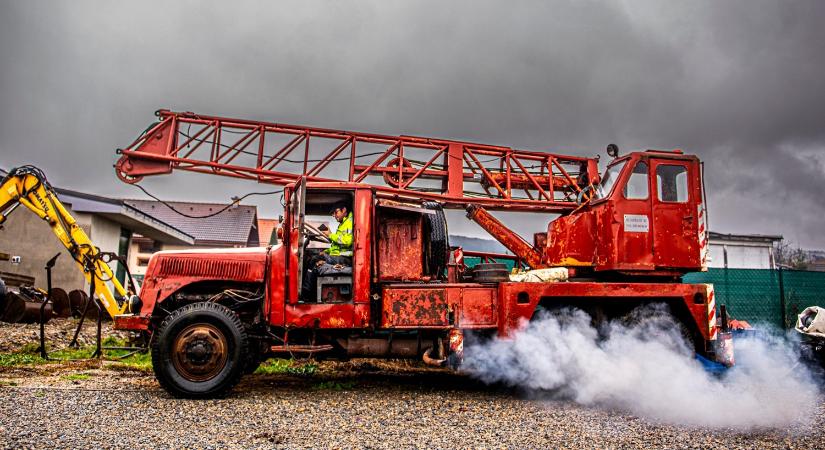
594, 160, 627, 199
623, 161, 649, 200
656, 164, 688, 202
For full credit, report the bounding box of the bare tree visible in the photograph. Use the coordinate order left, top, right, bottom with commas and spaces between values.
774, 240, 811, 269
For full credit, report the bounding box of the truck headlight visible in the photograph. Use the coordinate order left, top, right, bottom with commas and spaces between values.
128, 294, 143, 314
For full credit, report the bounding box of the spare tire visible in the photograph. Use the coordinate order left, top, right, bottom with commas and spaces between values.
422, 202, 449, 280
472, 263, 510, 283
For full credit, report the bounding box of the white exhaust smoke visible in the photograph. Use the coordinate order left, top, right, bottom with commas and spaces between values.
463, 305, 819, 429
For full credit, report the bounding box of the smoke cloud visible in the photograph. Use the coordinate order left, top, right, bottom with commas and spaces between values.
464, 306, 819, 430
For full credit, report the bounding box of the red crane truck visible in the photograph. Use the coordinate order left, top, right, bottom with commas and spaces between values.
111, 110, 732, 398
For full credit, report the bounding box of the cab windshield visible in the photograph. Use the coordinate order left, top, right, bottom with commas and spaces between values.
593, 160, 627, 200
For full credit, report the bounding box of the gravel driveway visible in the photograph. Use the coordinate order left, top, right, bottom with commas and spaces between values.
0, 320, 821, 449
0, 365, 821, 449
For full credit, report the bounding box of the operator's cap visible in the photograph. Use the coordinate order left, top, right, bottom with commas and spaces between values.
329, 201, 349, 214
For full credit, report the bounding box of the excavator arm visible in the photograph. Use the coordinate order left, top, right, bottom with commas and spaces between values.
0, 166, 129, 318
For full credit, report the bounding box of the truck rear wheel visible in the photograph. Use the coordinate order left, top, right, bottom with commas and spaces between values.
152, 302, 248, 398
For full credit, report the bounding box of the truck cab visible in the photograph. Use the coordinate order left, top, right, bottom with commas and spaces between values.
545, 150, 709, 277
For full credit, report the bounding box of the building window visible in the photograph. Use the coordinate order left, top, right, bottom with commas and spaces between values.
137, 257, 150, 267
137, 239, 161, 254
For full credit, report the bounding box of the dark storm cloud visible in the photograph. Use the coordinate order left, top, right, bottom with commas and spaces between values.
1, 1, 823, 245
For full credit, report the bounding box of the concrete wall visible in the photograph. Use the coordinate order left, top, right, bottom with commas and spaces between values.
90, 214, 124, 275
0, 205, 86, 290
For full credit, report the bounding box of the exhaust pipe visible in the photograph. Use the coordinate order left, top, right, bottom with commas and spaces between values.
422, 329, 464, 368
422, 347, 447, 367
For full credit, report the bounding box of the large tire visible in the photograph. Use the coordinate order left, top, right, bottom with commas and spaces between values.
152, 302, 248, 399
472, 263, 510, 283
423, 202, 449, 279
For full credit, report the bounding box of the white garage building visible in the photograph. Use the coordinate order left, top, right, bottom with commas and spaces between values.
707, 232, 782, 270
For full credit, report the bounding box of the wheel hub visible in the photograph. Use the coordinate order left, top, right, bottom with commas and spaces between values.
172, 323, 228, 382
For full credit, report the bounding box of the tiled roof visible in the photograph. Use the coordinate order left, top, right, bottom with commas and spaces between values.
257, 218, 280, 246
126, 199, 258, 246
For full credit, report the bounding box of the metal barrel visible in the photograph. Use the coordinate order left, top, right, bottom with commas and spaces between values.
49, 288, 71, 318
19, 299, 52, 324
0, 290, 54, 324
68, 289, 98, 319
68, 289, 87, 317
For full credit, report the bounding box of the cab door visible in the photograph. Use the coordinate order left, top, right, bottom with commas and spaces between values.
613, 158, 654, 270
650, 159, 700, 268
283, 185, 371, 329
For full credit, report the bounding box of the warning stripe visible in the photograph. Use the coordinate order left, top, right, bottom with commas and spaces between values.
707, 285, 717, 340
698, 203, 709, 268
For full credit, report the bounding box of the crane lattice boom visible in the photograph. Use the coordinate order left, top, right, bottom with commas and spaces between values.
116, 110, 600, 212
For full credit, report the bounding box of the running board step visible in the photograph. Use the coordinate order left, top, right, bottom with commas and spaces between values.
269, 344, 334, 353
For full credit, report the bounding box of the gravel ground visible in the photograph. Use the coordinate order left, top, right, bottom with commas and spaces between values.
0, 320, 822, 449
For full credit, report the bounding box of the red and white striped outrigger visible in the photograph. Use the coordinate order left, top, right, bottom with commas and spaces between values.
705, 283, 735, 366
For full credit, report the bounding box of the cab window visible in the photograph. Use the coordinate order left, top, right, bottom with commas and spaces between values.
656, 165, 688, 202
594, 160, 626, 200
623, 161, 649, 200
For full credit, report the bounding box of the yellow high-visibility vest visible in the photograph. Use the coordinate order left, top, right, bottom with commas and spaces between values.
328, 212, 353, 256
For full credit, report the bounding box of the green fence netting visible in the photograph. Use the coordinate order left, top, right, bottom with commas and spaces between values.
780, 270, 825, 328
684, 268, 825, 329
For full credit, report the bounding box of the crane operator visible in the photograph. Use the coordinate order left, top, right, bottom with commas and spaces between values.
301, 201, 353, 301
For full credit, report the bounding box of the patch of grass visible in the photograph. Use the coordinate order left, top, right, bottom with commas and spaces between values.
255, 358, 318, 376
0, 352, 44, 367
18, 343, 41, 354
254, 358, 291, 374
110, 351, 153, 372
102, 336, 127, 347
61, 373, 91, 381
313, 380, 356, 391
0, 345, 96, 367
0, 336, 150, 370
49, 346, 95, 360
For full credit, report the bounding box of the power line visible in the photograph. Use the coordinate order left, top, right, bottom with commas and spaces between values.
131, 183, 282, 219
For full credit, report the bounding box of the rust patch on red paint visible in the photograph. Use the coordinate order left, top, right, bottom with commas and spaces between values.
383, 288, 448, 327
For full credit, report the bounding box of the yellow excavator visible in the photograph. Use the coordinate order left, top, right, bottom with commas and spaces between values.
0, 166, 134, 320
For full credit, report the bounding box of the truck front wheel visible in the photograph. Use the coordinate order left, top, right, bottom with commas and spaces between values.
152, 302, 248, 398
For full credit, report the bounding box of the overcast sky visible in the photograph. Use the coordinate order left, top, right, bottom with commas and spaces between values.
1, 1, 824, 247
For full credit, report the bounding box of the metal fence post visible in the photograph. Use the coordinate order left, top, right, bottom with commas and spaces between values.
778, 267, 786, 328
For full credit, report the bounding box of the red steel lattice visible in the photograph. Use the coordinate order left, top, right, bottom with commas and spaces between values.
116, 110, 600, 212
